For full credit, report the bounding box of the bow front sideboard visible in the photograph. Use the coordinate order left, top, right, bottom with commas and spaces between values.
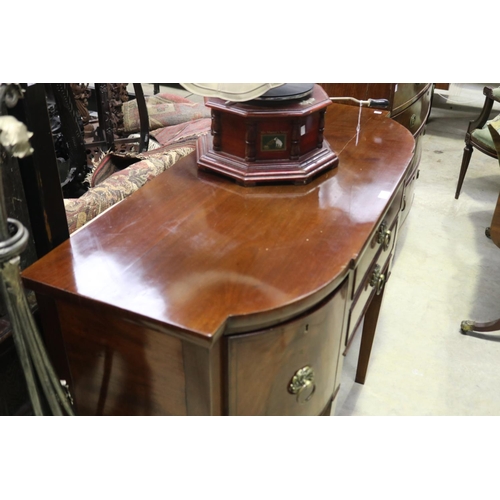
22, 103, 416, 416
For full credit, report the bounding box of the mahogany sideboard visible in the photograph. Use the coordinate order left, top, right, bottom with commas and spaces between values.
21, 103, 415, 416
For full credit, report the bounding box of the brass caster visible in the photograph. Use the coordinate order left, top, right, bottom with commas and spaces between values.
460, 320, 474, 335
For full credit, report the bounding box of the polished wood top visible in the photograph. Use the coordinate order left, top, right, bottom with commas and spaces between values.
22, 104, 415, 345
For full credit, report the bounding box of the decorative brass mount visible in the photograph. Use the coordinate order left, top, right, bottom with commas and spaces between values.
370, 265, 386, 296
377, 220, 392, 251
288, 365, 316, 404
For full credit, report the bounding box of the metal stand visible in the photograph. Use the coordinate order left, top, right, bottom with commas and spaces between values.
0, 83, 74, 415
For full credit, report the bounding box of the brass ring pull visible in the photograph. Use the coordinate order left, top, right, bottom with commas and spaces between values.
370, 265, 386, 295
401, 194, 407, 212
377, 221, 392, 251
382, 229, 391, 251
288, 366, 316, 404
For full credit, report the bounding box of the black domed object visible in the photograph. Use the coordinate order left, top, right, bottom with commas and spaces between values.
256, 83, 314, 101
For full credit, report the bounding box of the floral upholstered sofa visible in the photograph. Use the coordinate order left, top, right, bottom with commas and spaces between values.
64, 92, 211, 234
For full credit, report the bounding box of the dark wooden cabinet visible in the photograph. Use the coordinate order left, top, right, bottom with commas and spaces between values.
21, 99, 415, 415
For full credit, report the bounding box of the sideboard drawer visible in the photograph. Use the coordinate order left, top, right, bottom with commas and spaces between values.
352, 184, 403, 298
392, 83, 430, 115
347, 218, 397, 345
391, 86, 432, 137
400, 137, 423, 227
226, 278, 349, 416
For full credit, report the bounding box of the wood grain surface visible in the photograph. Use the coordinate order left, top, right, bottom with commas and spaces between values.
22, 104, 415, 345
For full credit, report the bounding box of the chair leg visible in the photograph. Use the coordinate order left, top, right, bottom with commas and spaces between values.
460, 318, 500, 334
455, 143, 474, 199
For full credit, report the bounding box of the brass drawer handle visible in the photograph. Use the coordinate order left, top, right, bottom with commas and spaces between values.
409, 113, 417, 128
377, 221, 392, 251
369, 264, 386, 295
288, 366, 316, 404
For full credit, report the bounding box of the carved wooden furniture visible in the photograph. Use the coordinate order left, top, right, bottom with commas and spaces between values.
0, 83, 70, 414
21, 103, 415, 416
8, 84, 70, 258
92, 83, 150, 154
455, 86, 499, 199
1, 84, 74, 415
0, 84, 156, 414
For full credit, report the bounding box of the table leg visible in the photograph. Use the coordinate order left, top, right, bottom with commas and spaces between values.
355, 285, 385, 384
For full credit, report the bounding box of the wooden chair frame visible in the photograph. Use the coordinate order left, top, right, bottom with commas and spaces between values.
455, 86, 499, 199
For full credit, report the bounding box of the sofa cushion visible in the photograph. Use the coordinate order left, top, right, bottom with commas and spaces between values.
151, 117, 211, 147
471, 113, 500, 152
123, 92, 211, 134
88, 119, 211, 188
65, 146, 194, 234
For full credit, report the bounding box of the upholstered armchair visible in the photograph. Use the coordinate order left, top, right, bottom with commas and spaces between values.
455, 86, 500, 199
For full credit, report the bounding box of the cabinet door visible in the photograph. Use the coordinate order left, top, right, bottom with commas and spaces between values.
56, 300, 189, 416
227, 279, 348, 416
